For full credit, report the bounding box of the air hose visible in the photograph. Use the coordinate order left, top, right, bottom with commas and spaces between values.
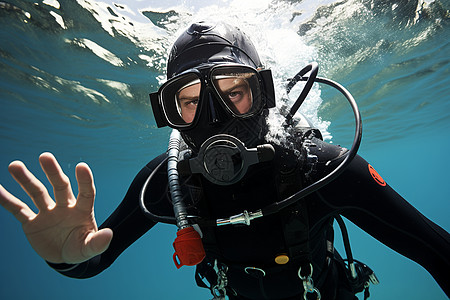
262, 69, 362, 216
284, 62, 319, 126
167, 130, 189, 229
139, 130, 205, 268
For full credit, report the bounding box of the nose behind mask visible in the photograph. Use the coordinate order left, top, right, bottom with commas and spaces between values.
206, 89, 223, 125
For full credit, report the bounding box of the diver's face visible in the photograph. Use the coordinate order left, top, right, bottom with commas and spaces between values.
177, 77, 253, 123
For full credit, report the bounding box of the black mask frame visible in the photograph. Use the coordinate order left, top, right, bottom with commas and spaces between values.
150, 64, 275, 130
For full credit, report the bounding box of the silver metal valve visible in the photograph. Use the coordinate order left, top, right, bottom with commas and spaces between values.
216, 210, 263, 226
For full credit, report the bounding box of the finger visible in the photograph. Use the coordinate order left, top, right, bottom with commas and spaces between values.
83, 228, 113, 260
0, 184, 36, 224
75, 162, 96, 212
8, 160, 54, 210
39, 152, 75, 207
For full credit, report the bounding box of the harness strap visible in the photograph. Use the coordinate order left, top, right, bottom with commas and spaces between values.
281, 201, 311, 264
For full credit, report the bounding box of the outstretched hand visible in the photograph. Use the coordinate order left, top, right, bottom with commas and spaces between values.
0, 152, 112, 264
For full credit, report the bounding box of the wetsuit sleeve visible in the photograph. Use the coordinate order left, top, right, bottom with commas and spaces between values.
312, 141, 450, 296
47, 153, 172, 278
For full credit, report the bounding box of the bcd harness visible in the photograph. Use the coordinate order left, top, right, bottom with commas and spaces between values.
187, 129, 319, 300
188, 130, 378, 300
138, 126, 378, 300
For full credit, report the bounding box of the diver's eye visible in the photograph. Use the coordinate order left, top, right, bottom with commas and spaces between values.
227, 91, 244, 102
182, 99, 199, 108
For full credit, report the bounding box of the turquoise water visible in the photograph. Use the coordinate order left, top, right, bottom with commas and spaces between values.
0, 0, 449, 299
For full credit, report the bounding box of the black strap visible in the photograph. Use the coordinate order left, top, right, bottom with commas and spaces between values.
281, 201, 312, 264
276, 146, 313, 268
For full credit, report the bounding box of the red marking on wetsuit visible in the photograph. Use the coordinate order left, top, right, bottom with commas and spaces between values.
368, 164, 386, 186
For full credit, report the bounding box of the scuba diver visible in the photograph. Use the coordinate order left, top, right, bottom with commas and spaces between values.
0, 22, 449, 300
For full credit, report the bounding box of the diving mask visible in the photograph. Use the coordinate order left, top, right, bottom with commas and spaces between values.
150, 65, 275, 129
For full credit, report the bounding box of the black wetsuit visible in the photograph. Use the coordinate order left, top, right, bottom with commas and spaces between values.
48, 138, 450, 300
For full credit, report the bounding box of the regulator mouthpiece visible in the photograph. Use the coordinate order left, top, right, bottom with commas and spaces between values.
178, 134, 275, 185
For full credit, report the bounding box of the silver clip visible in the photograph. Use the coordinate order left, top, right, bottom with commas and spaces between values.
211, 259, 228, 300
298, 264, 321, 300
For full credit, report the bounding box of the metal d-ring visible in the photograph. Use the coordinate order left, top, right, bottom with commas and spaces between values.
244, 266, 266, 277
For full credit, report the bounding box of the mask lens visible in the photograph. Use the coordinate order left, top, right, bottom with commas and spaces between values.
160, 73, 201, 127
211, 67, 263, 116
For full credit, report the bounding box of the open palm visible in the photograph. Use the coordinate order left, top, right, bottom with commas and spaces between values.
0, 152, 112, 264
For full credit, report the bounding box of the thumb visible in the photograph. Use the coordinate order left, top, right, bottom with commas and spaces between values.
84, 228, 113, 258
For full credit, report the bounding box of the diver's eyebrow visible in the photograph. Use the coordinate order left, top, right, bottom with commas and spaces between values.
178, 95, 199, 101
222, 82, 248, 93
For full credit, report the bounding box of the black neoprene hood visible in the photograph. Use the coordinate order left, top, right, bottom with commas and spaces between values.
152, 21, 274, 153
166, 22, 263, 78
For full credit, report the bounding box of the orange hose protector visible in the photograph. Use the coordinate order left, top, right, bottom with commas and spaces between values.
173, 226, 206, 268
